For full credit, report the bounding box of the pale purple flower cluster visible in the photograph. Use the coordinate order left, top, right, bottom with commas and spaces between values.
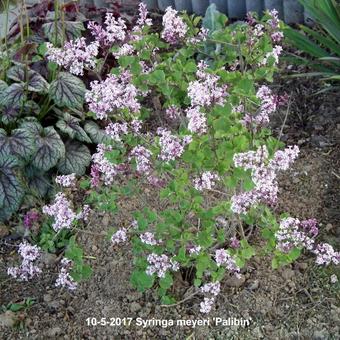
243, 85, 278, 127
166, 105, 181, 120
230, 237, 240, 249
186, 107, 207, 135
130, 145, 153, 174
193, 171, 220, 191
200, 281, 221, 296
275, 217, 315, 253
111, 228, 128, 245
161, 7, 188, 44
188, 63, 228, 108
157, 128, 190, 162
188, 245, 201, 256
105, 122, 128, 142
215, 249, 241, 276
55, 258, 78, 291
136, 2, 152, 28
85, 72, 140, 120
46, 38, 99, 76
231, 145, 299, 214
55, 173, 76, 188
77, 205, 92, 222
42, 193, 78, 231
23, 210, 39, 229
313, 243, 340, 266
131, 119, 143, 134
89, 13, 127, 47
261, 45, 283, 66
91, 144, 120, 185
140, 232, 161, 246
113, 43, 135, 58
267, 9, 284, 43
199, 297, 215, 314
146, 253, 179, 278
188, 27, 209, 44
7, 241, 41, 281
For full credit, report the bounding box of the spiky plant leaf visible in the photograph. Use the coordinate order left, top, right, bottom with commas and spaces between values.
49, 72, 85, 109
57, 140, 91, 175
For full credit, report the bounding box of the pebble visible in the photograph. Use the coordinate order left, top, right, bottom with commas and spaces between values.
130, 302, 142, 313
225, 274, 246, 288
313, 329, 329, 340
46, 327, 62, 337
281, 268, 295, 280
0, 311, 17, 327
0, 224, 9, 238
247, 280, 259, 291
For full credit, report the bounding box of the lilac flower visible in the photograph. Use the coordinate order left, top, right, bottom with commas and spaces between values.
130, 145, 153, 174
55, 173, 76, 188
91, 144, 122, 185
46, 38, 99, 76
157, 128, 186, 162
313, 243, 340, 266
161, 7, 188, 44
111, 228, 128, 245
77, 205, 92, 222
166, 105, 181, 120
300, 219, 319, 238
193, 171, 220, 191
275, 217, 315, 253
113, 43, 135, 58
215, 249, 240, 276
85, 72, 140, 120
261, 45, 283, 66
7, 241, 41, 281
200, 281, 221, 296
186, 107, 207, 135
188, 72, 227, 108
42, 193, 78, 231
232, 145, 300, 214
90, 164, 100, 188
199, 297, 215, 313
230, 237, 240, 249
23, 210, 39, 229
140, 232, 161, 246
146, 253, 179, 278
104, 14, 127, 43
105, 122, 129, 142
131, 119, 143, 134
55, 258, 77, 291
188, 245, 201, 256
136, 2, 152, 28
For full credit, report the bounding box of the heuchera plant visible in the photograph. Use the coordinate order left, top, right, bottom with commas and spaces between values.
7, 4, 339, 313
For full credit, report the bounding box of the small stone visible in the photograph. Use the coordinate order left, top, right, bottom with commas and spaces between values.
0, 224, 9, 238
225, 274, 246, 288
313, 329, 329, 340
41, 252, 57, 267
296, 262, 308, 271
46, 327, 62, 337
247, 280, 259, 291
325, 223, 333, 232
43, 294, 52, 303
130, 302, 142, 313
281, 268, 295, 280
0, 311, 17, 327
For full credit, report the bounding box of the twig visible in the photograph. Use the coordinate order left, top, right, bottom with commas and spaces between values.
277, 94, 292, 143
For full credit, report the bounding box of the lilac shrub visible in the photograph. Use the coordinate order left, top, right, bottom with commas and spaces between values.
8, 4, 339, 313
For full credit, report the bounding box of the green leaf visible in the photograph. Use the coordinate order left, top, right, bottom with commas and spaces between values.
0, 128, 36, 160
202, 4, 227, 33
56, 112, 91, 143
31, 126, 65, 171
7, 64, 49, 93
149, 70, 165, 84
57, 140, 91, 175
159, 273, 173, 290
130, 270, 154, 292
49, 72, 85, 109
84, 121, 110, 144
0, 156, 24, 221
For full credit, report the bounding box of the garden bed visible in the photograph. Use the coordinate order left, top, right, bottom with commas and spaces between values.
1, 76, 339, 339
